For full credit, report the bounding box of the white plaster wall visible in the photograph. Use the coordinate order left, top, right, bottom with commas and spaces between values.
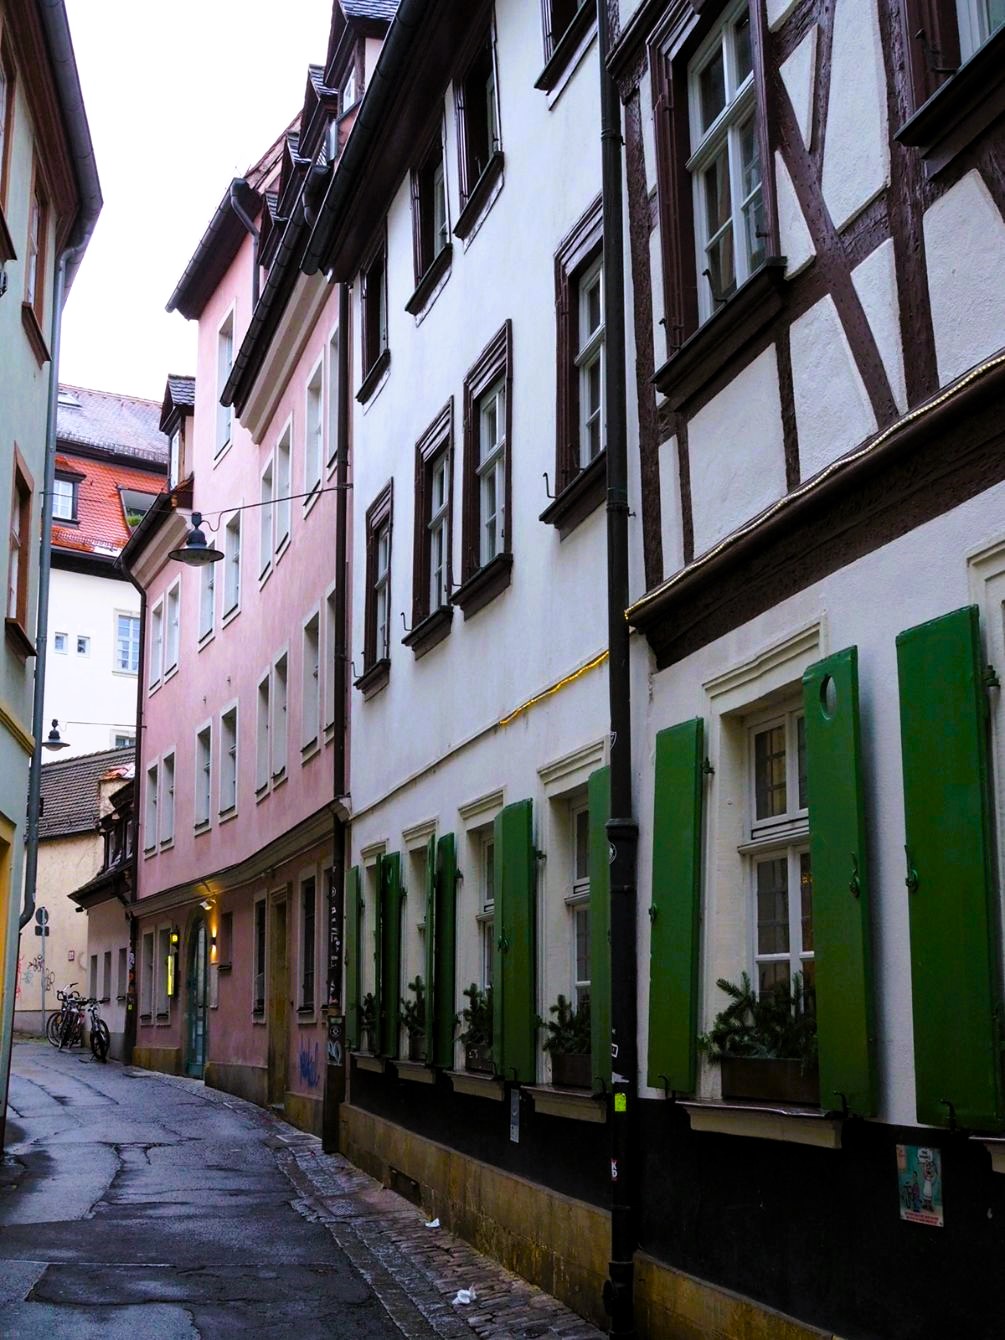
44, 568, 140, 756
687, 346, 788, 557
923, 170, 1005, 386
633, 480, 1005, 1126
85, 897, 131, 1049
766, 0, 800, 29
820, 0, 889, 231
775, 151, 815, 278
780, 24, 816, 150
657, 436, 684, 579
790, 294, 876, 480
852, 238, 907, 413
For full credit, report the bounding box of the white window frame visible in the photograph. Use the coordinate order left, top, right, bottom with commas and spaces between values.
252, 894, 267, 1016
341, 63, 357, 111
304, 362, 324, 502
168, 429, 181, 489
575, 255, 604, 468
144, 759, 159, 852
259, 457, 274, 580
219, 702, 238, 817
53, 630, 68, 653
324, 583, 338, 732
76, 634, 90, 656
475, 829, 495, 990
687, 0, 762, 324
156, 924, 172, 1018
140, 931, 154, 1016
326, 326, 341, 470
216, 311, 234, 457
52, 475, 76, 520
299, 869, 319, 1013
223, 511, 241, 620
160, 750, 175, 846
256, 670, 271, 794
199, 560, 215, 643
374, 519, 390, 662
301, 610, 321, 753
164, 579, 180, 676
275, 422, 292, 552
272, 650, 288, 781
428, 449, 450, 612
194, 721, 212, 830
477, 378, 506, 567
956, 0, 1005, 60
148, 599, 164, 690
114, 611, 140, 674
565, 798, 591, 1008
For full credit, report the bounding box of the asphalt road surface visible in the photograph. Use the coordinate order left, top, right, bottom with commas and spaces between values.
1, 1040, 417, 1338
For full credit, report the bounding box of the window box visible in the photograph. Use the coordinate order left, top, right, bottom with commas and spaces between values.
405, 242, 452, 316
720, 1055, 819, 1106
354, 1051, 387, 1074
448, 1069, 505, 1101
20, 301, 50, 366
539, 449, 606, 537
464, 1041, 494, 1075
652, 259, 786, 411
551, 1051, 592, 1090
355, 656, 390, 699
403, 605, 453, 658
453, 150, 504, 242
451, 551, 512, 619
895, 26, 1005, 176
395, 1059, 436, 1085
356, 346, 391, 405
525, 1085, 607, 1124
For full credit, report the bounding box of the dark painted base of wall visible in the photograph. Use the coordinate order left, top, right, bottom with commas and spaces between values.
204, 1060, 267, 1109
132, 1045, 181, 1075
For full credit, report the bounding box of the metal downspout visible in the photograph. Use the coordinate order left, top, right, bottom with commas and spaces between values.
598, 2, 640, 1335
230, 180, 260, 310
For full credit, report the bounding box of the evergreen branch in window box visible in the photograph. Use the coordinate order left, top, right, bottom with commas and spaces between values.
457, 982, 494, 1074
537, 994, 591, 1089
400, 975, 426, 1062
699, 972, 819, 1105
360, 991, 378, 1055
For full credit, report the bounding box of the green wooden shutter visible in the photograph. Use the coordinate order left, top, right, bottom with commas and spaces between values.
588, 767, 611, 1092
378, 852, 403, 1058
802, 648, 876, 1116
345, 865, 362, 1051
372, 863, 383, 1049
432, 832, 458, 1069
647, 718, 704, 1093
423, 834, 436, 1064
897, 605, 1002, 1130
493, 799, 536, 1082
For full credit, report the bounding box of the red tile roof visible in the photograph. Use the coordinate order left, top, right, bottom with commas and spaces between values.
52, 453, 167, 557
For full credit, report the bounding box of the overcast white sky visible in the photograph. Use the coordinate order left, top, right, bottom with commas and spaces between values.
59, 0, 334, 403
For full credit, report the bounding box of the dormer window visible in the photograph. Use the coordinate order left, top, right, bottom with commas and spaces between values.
52, 474, 78, 521
341, 65, 357, 112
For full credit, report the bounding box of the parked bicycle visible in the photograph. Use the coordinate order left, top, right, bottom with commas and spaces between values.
46, 984, 109, 1061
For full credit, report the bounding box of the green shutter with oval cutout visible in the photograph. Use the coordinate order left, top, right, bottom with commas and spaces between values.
433, 833, 458, 1068
803, 647, 876, 1116
378, 852, 403, 1058
589, 766, 611, 1092
897, 605, 1002, 1130
493, 800, 536, 1082
345, 865, 362, 1051
647, 718, 704, 1094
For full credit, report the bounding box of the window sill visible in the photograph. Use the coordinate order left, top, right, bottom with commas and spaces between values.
222, 603, 240, 628
255, 784, 270, 804
450, 552, 513, 620
354, 657, 390, 699
524, 1084, 607, 1123
454, 151, 504, 243
148, 679, 162, 697
158, 837, 174, 851
252, 1009, 265, 1024
405, 244, 453, 318
446, 1069, 506, 1101
156, 1012, 170, 1023
194, 821, 211, 837
678, 1098, 843, 1149
895, 27, 1005, 176
303, 482, 322, 518
402, 605, 453, 658
301, 736, 321, 763
197, 629, 215, 652
213, 439, 233, 468
259, 564, 272, 591
143, 845, 157, 859
297, 1005, 317, 1021
275, 533, 291, 566
163, 663, 178, 684
394, 1059, 436, 1085
5, 618, 36, 660
217, 962, 232, 974
139, 1013, 152, 1023
0, 203, 15, 262
116, 994, 126, 1002
218, 806, 238, 825
973, 1136, 1005, 1175
99, 996, 110, 1004
534, 3, 596, 94
272, 767, 288, 790
353, 1051, 388, 1074
539, 451, 606, 538
652, 260, 786, 413
356, 347, 391, 405
21, 303, 50, 366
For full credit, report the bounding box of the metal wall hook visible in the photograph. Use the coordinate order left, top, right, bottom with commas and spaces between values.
400, 611, 412, 635
542, 471, 556, 500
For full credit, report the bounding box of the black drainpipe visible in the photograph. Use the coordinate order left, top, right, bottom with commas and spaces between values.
598, 2, 639, 1335
323, 279, 352, 1153
230, 179, 260, 309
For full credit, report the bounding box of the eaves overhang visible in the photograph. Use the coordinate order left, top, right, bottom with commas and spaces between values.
118, 476, 192, 587
166, 179, 260, 321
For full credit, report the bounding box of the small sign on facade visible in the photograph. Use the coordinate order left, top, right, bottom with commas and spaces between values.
509, 1089, 520, 1144
897, 1144, 943, 1227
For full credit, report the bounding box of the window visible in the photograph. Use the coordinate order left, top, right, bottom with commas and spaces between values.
324, 588, 338, 729
574, 258, 604, 467
253, 899, 266, 1013
168, 430, 181, 490
144, 762, 159, 851
54, 631, 67, 653
76, 634, 90, 656
117, 946, 128, 1000
217, 314, 234, 455
327, 329, 340, 467
359, 485, 392, 690
272, 653, 288, 778
141, 932, 154, 1016
199, 561, 215, 641
458, 323, 511, 607
148, 602, 163, 687
276, 427, 291, 547
256, 672, 271, 792
541, 0, 591, 61
359, 236, 388, 392
567, 800, 591, 1007
410, 403, 453, 638
25, 173, 48, 321
341, 63, 357, 111
115, 613, 140, 673
218, 911, 233, 967
156, 927, 170, 1015
411, 130, 449, 285
164, 582, 180, 673
745, 708, 813, 996
0, 37, 13, 212
455, 23, 502, 215
102, 950, 112, 1002
160, 751, 175, 844
224, 512, 241, 615
114, 733, 135, 749
305, 365, 323, 496
957, 0, 1005, 59
90, 953, 98, 1000
7, 454, 31, 631
302, 613, 320, 750
688, 4, 763, 323
477, 831, 495, 989
300, 876, 317, 1010
220, 706, 238, 814
195, 724, 212, 828
52, 475, 77, 520
259, 461, 274, 577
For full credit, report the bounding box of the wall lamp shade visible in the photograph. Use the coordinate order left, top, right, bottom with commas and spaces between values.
44, 719, 69, 751
169, 512, 224, 565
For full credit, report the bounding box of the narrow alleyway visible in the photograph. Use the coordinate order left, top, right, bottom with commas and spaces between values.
1, 1042, 604, 1339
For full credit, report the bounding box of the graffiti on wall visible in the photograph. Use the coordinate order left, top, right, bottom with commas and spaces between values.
20, 953, 55, 994
298, 1040, 320, 1088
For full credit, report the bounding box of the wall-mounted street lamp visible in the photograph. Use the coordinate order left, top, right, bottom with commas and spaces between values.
168, 512, 224, 566
43, 719, 70, 752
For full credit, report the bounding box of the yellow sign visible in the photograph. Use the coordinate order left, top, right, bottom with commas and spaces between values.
614, 1092, 627, 1112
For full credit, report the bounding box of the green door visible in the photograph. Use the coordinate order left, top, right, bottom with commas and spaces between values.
185, 919, 208, 1079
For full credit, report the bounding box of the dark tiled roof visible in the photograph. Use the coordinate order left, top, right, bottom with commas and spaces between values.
166, 374, 195, 408
52, 452, 167, 557
40, 748, 134, 840
342, 0, 398, 21
57, 385, 168, 466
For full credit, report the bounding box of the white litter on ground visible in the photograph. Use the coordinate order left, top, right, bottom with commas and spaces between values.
424, 1217, 440, 1229
452, 1288, 477, 1306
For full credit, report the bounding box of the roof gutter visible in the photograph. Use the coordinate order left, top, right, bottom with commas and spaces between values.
301, 0, 428, 276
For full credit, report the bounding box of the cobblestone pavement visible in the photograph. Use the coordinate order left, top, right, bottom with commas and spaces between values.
3, 1042, 604, 1339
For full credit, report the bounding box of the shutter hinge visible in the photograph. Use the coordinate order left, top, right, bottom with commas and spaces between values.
535, 848, 547, 861
984, 664, 1000, 690
648, 904, 658, 923
849, 854, 861, 899
701, 758, 714, 777
904, 846, 919, 894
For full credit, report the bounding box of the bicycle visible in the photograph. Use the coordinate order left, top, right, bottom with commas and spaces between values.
45, 984, 80, 1048
50, 987, 109, 1061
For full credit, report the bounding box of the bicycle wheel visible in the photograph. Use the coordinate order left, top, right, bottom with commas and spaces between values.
45, 1011, 62, 1047
90, 1020, 109, 1062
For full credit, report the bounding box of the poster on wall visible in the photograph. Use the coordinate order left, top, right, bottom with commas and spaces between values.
897, 1144, 944, 1227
